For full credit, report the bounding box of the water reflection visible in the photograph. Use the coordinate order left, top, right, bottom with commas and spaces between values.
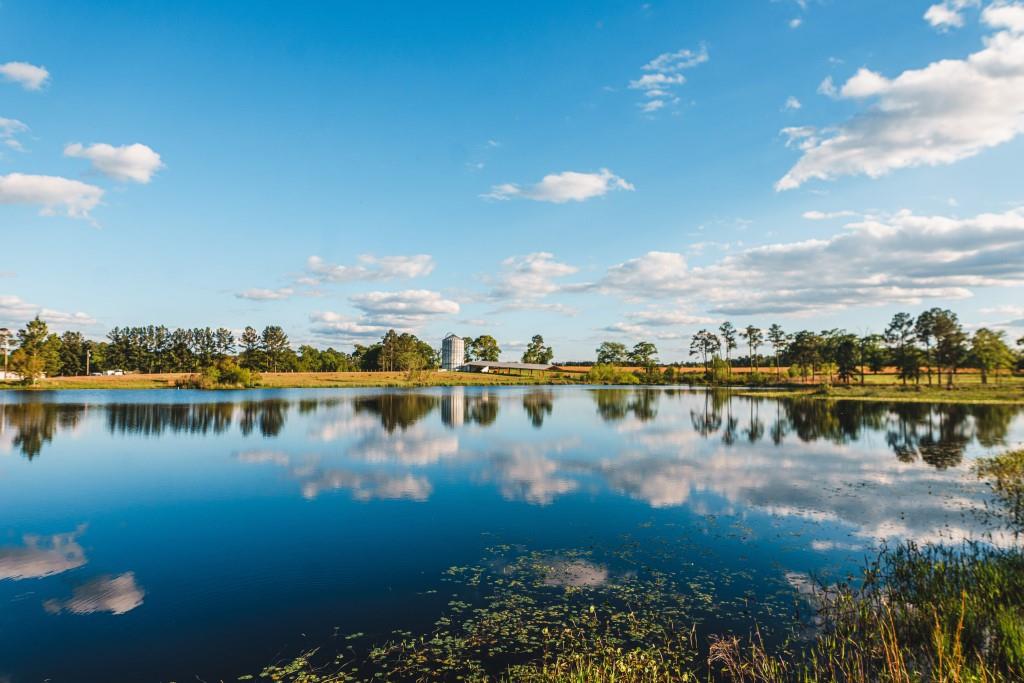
1, 390, 1020, 473
43, 572, 145, 615
0, 527, 87, 580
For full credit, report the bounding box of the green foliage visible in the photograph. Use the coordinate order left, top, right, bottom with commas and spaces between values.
468, 334, 501, 362
177, 358, 261, 389
585, 364, 640, 385
595, 341, 628, 366
522, 334, 555, 365
628, 341, 658, 368
710, 357, 730, 383
972, 328, 1015, 384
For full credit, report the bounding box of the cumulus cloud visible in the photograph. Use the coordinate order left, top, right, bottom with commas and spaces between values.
0, 117, 29, 151
778, 6, 1024, 190
305, 254, 435, 283
235, 287, 295, 301
485, 252, 580, 313
0, 61, 49, 90
64, 143, 164, 183
0, 173, 103, 219
312, 289, 459, 339
593, 207, 1024, 315
483, 169, 634, 203
43, 572, 145, 615
629, 45, 708, 113
924, 0, 980, 30
784, 96, 802, 110
0, 294, 96, 327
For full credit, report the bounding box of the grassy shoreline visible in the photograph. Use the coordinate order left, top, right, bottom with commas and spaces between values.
2, 370, 1023, 403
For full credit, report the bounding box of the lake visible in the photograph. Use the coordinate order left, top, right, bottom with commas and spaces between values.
1, 386, 1020, 682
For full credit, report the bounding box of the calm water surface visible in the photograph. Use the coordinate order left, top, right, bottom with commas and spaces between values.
1, 386, 1021, 682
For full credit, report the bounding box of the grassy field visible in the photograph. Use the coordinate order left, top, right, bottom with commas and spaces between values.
0, 370, 574, 391
2, 368, 1022, 403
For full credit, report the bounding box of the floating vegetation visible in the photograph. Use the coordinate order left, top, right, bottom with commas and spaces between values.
257, 543, 800, 682
257, 447, 1024, 682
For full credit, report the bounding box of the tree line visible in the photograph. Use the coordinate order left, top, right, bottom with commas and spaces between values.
593, 308, 1022, 385
0, 318, 457, 382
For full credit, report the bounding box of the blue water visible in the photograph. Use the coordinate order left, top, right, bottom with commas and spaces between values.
0, 387, 1019, 682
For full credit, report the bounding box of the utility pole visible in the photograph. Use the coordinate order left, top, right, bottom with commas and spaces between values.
86, 348, 91, 376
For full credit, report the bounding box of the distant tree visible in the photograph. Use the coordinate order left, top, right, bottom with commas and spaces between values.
521, 335, 554, 365
835, 334, 859, 384
469, 335, 501, 362
628, 341, 658, 368
885, 312, 917, 386
858, 334, 886, 385
238, 326, 261, 369
261, 326, 290, 372
215, 328, 236, 359
719, 322, 737, 371
11, 317, 59, 383
788, 330, 822, 382
689, 330, 720, 372
914, 308, 943, 386
767, 324, 787, 379
971, 328, 1015, 384
740, 325, 763, 372
58, 331, 87, 376
596, 341, 628, 366
932, 310, 967, 386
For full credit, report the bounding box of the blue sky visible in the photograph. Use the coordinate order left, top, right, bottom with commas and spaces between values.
2, 0, 1023, 361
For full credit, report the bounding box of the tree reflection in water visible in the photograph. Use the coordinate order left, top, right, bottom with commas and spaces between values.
1, 390, 1020, 468
522, 390, 554, 428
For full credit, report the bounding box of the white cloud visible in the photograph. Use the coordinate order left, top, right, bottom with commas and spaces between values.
235, 287, 295, 301
924, 0, 980, 30
43, 572, 145, 615
0, 294, 96, 328
790, 17, 803, 28
482, 252, 582, 314
594, 207, 1024, 316
0, 61, 49, 90
312, 289, 459, 339
779, 7, 1024, 190
802, 209, 857, 220
784, 96, 802, 110
483, 169, 633, 203
0, 117, 29, 151
305, 254, 435, 283
629, 45, 708, 113
984, 0, 1024, 31
0, 173, 103, 219
64, 142, 164, 183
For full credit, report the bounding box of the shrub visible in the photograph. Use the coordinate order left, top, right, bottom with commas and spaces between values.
176, 358, 261, 389
585, 364, 639, 385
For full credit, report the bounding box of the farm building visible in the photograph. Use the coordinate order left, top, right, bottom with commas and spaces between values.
441, 334, 465, 371
459, 360, 555, 375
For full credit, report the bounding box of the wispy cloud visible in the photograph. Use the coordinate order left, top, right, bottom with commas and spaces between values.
629, 45, 708, 114
0, 117, 30, 151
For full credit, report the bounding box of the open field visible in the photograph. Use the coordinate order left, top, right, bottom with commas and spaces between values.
0, 370, 573, 391
2, 368, 1022, 403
